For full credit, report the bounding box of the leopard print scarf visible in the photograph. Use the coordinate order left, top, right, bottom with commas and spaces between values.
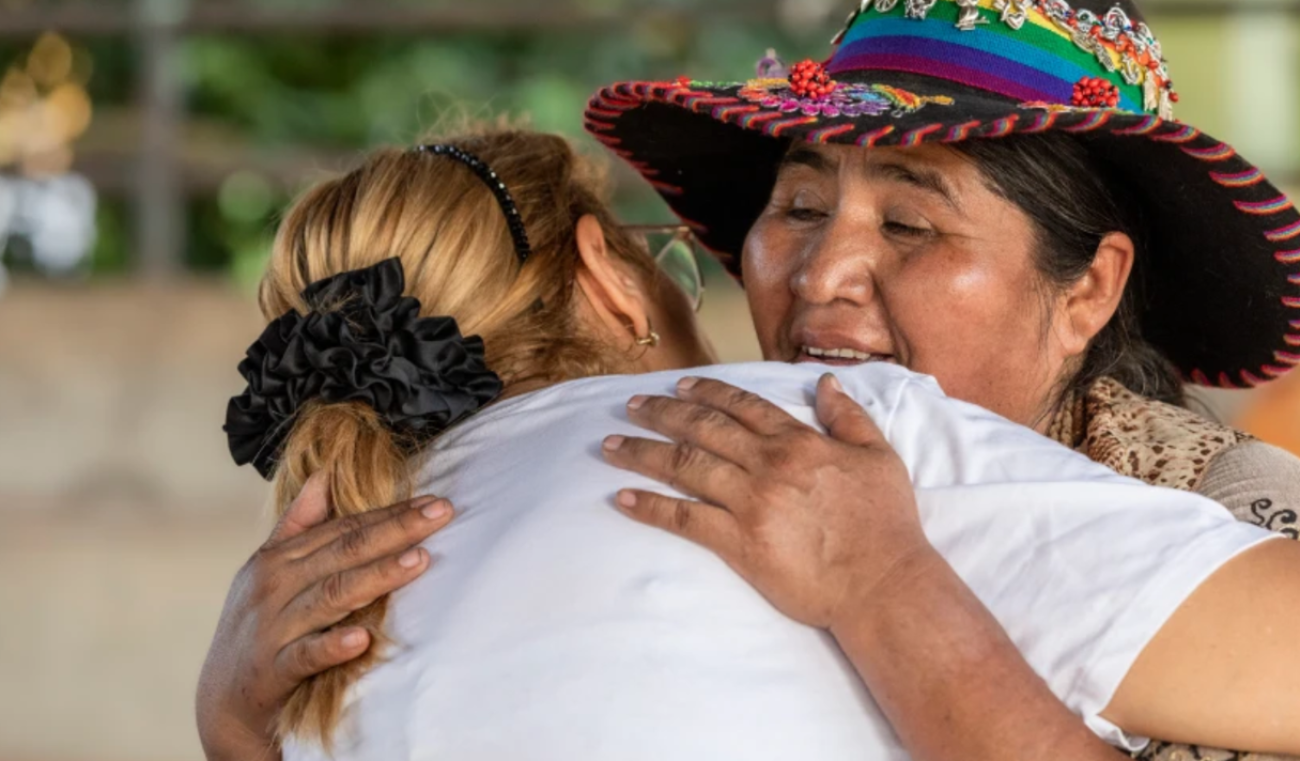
1049, 378, 1294, 761
1047, 377, 1252, 492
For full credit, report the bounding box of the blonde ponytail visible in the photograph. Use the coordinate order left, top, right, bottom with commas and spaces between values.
273, 401, 410, 746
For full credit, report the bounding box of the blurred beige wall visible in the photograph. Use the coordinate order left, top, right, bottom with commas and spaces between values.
0, 275, 760, 761
0, 282, 270, 514
0, 281, 270, 761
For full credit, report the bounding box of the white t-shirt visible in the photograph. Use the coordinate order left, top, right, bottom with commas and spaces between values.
286, 362, 1274, 761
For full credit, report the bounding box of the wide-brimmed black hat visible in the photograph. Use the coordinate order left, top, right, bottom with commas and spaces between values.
584, 0, 1300, 388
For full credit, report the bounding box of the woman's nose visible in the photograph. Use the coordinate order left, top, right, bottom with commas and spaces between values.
790, 219, 879, 307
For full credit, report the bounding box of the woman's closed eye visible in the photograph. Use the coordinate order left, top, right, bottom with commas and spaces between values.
786, 206, 829, 223
883, 220, 934, 239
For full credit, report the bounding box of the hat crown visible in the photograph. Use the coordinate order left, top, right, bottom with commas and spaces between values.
827, 0, 1175, 117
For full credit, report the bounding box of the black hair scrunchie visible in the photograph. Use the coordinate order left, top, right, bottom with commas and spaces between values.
224, 258, 504, 480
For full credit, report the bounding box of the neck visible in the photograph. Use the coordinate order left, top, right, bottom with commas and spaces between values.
1042, 384, 1088, 447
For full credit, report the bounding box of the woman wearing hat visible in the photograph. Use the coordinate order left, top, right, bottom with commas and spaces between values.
583, 0, 1300, 512
198, 1, 1300, 759
582, 0, 1300, 758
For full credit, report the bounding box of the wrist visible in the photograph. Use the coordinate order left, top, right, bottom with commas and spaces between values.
823, 542, 1120, 761
199, 714, 280, 761
828, 539, 944, 638
828, 542, 1015, 684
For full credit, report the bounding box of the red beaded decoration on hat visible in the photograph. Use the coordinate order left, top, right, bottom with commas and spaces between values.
1071, 76, 1120, 109
788, 59, 836, 99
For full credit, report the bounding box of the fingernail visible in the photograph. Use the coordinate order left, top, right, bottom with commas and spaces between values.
341, 629, 367, 648
616, 490, 638, 509
677, 377, 699, 392
421, 501, 451, 521
603, 435, 625, 452
628, 396, 647, 411
823, 373, 844, 393
399, 548, 424, 569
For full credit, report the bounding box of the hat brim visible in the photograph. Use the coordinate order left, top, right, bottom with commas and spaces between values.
585, 70, 1300, 389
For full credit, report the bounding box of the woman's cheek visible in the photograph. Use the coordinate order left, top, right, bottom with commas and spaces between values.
909, 246, 997, 300
899, 305, 1053, 425
746, 276, 789, 359
743, 224, 797, 360
887, 260, 1017, 406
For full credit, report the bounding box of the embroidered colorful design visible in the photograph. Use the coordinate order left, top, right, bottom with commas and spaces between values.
1235, 196, 1294, 216
983, 114, 1019, 135
876, 83, 956, 112
1112, 115, 1162, 135
1266, 220, 1300, 242
1149, 124, 1200, 143
1019, 101, 1112, 113
738, 78, 953, 119
1211, 168, 1267, 188
856, 124, 897, 146
1061, 110, 1112, 132
809, 123, 858, 143
1183, 142, 1236, 162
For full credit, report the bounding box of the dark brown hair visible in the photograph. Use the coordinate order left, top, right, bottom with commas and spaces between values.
952, 132, 1186, 408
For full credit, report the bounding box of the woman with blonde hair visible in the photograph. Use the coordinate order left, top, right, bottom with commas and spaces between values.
197, 123, 1300, 761
214, 130, 715, 746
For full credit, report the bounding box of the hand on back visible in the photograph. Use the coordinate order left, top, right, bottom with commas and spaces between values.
601, 373, 935, 629
195, 473, 454, 761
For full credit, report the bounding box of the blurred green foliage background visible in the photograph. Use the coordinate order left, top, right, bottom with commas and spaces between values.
1, 1, 1296, 291
0, 0, 854, 288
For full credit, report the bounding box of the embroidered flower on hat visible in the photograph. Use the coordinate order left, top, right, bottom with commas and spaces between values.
741, 78, 885, 118
738, 78, 953, 120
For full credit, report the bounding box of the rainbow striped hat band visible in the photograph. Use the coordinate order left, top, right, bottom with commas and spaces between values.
584, 0, 1300, 389
828, 0, 1177, 118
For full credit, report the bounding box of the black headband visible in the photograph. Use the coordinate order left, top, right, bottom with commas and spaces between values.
416, 144, 533, 265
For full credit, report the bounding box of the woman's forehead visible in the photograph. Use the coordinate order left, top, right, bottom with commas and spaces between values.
778, 142, 974, 208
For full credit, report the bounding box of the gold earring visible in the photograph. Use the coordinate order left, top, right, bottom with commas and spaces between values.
634, 318, 660, 348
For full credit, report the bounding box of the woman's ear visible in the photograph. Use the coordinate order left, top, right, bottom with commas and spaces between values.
1058, 231, 1135, 356
573, 214, 652, 348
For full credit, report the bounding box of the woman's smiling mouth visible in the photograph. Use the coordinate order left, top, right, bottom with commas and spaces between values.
797, 346, 896, 365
